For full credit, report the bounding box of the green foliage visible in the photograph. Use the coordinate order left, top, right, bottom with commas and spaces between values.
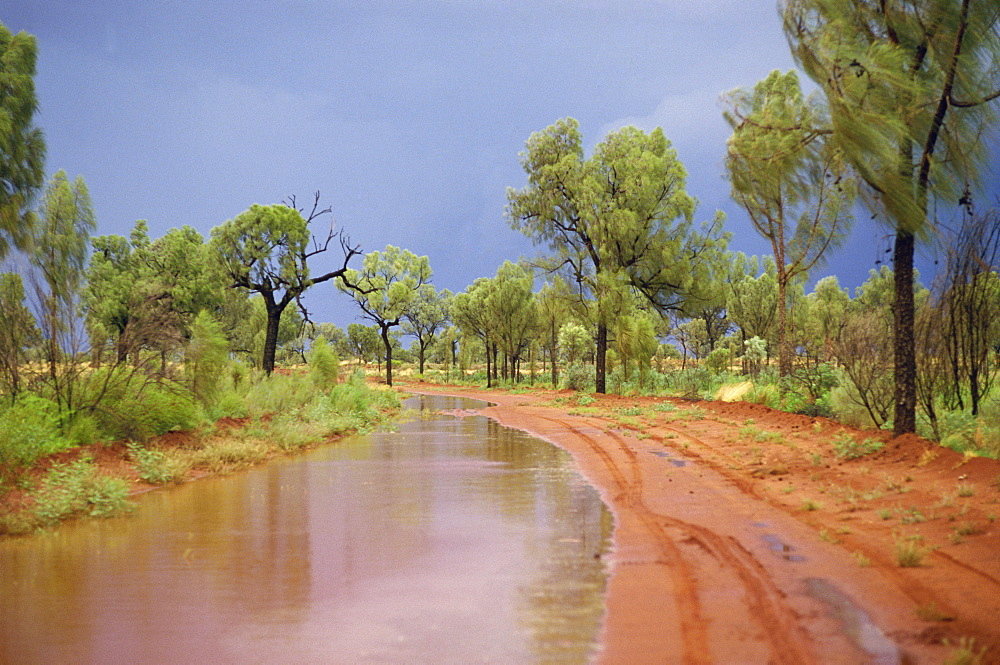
338, 245, 432, 386
0, 271, 38, 399
308, 336, 340, 388
561, 363, 594, 392
186, 310, 230, 405
88, 372, 204, 442
0, 23, 46, 258
704, 347, 730, 375
0, 394, 71, 471
127, 442, 188, 485
32, 459, 133, 525
831, 432, 884, 460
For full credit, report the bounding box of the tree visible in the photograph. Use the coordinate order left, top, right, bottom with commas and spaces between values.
451, 278, 496, 386
536, 276, 574, 386
938, 209, 1000, 415
402, 285, 451, 375
507, 118, 728, 393
0, 272, 38, 401
31, 170, 95, 410
783, 0, 1000, 434
84, 222, 220, 368
346, 322, 381, 366
725, 69, 854, 377
0, 23, 46, 258
483, 261, 538, 383
338, 245, 431, 386
801, 275, 850, 362
209, 194, 361, 374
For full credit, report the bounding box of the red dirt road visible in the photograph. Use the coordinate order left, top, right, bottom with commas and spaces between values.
412, 385, 1000, 664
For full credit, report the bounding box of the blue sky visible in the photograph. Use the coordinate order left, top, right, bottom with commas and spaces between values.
5, 1, 975, 326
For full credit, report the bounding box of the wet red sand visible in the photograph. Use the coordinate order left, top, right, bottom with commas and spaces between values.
409, 384, 1000, 664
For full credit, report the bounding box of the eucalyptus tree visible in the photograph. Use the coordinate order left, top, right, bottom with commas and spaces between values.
0, 272, 37, 401
346, 322, 381, 366
402, 285, 451, 375
783, 0, 1000, 434
0, 23, 46, 258
801, 275, 850, 362
725, 69, 854, 377
725, 260, 779, 358
483, 261, 538, 382
210, 194, 361, 374
338, 245, 431, 386
30, 171, 95, 413
507, 118, 728, 393
536, 276, 574, 386
938, 210, 1000, 415
451, 278, 495, 386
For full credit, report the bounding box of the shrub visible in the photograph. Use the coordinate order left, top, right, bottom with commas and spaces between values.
704, 347, 730, 375
94, 379, 204, 442
308, 336, 340, 388
0, 394, 71, 471
127, 443, 189, 485
831, 432, 884, 460
32, 459, 133, 525
561, 363, 594, 392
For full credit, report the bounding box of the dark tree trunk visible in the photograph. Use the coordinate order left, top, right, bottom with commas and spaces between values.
485, 340, 492, 388
381, 325, 393, 386
893, 230, 917, 436
595, 322, 607, 394
262, 305, 281, 375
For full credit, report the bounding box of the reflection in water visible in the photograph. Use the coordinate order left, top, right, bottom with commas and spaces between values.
0, 395, 611, 663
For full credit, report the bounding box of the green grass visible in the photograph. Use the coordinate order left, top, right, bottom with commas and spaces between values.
831, 432, 884, 460
894, 536, 929, 567
31, 458, 134, 527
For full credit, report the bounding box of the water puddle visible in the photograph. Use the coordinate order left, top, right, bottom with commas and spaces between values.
649, 450, 688, 467
0, 394, 611, 664
805, 578, 901, 665
761, 533, 806, 562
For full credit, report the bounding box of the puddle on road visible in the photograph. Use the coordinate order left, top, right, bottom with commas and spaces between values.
649, 449, 689, 467
0, 394, 612, 664
761, 533, 807, 562
805, 578, 901, 665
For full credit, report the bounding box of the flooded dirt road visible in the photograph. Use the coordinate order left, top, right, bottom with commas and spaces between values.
412, 386, 1000, 664
0, 395, 611, 664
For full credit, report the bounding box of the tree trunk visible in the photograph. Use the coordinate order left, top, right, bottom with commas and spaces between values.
381, 325, 393, 386
893, 231, 917, 436
777, 277, 791, 378
550, 322, 558, 387
262, 306, 281, 375
485, 339, 492, 388
595, 322, 607, 393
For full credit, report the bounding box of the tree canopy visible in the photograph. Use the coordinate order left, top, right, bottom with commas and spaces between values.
506, 117, 728, 392
210, 195, 360, 374
0, 23, 46, 258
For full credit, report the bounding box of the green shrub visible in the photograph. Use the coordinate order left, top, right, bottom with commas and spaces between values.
308, 336, 340, 388
95, 379, 204, 442
32, 459, 133, 525
561, 363, 594, 392
0, 394, 72, 471
831, 432, 884, 460
127, 443, 189, 484
704, 348, 730, 375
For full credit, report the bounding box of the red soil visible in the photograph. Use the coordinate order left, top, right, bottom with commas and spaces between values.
408, 384, 1000, 664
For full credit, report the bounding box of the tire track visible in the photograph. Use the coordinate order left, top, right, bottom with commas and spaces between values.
538, 414, 816, 665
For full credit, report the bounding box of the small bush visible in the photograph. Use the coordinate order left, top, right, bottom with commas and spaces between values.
561, 363, 594, 392
95, 380, 204, 442
308, 336, 340, 388
703, 348, 730, 375
0, 394, 72, 471
831, 432, 884, 460
127, 443, 189, 485
894, 537, 928, 568
32, 459, 133, 525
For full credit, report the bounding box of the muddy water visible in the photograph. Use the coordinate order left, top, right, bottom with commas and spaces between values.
0, 395, 612, 664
